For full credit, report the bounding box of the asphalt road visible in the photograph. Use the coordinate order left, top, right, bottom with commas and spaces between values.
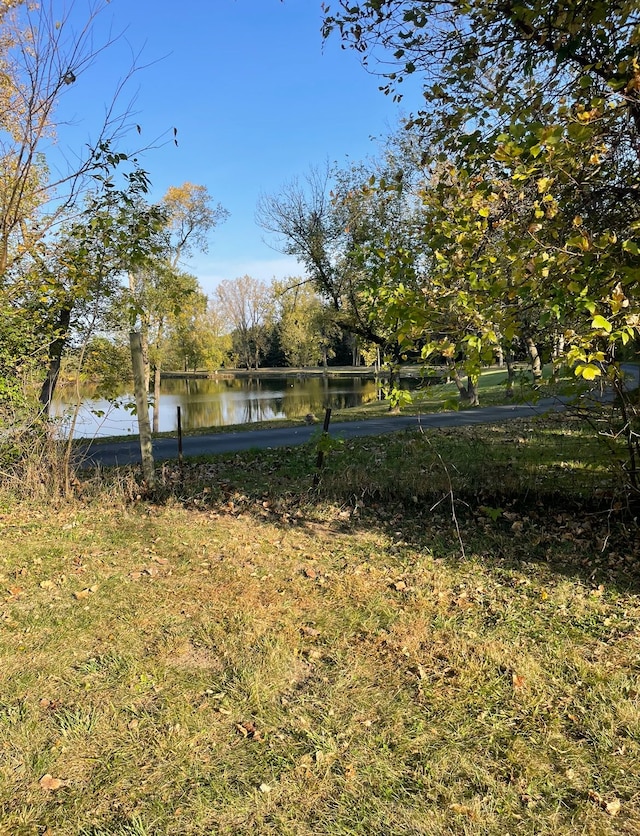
76, 396, 569, 468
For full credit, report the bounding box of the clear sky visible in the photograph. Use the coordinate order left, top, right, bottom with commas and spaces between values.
51, 0, 418, 297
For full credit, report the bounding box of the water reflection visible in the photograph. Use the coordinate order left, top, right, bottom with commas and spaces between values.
52, 375, 386, 438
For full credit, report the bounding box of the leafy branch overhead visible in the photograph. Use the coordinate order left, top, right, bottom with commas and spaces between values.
320, 1, 640, 375
317, 1, 640, 490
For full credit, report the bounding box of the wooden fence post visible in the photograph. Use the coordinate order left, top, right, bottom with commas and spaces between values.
313, 407, 332, 487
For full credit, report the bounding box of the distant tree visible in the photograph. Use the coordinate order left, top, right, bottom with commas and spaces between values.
216, 276, 273, 369
163, 295, 232, 373
273, 279, 336, 367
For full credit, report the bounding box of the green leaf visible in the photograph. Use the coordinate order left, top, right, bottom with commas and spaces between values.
591, 315, 612, 333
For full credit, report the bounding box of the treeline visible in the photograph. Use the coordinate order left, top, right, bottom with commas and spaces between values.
79, 275, 383, 390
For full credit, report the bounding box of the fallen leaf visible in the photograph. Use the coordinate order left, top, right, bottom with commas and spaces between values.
236, 720, 262, 740
605, 798, 621, 817
512, 673, 526, 689
392, 580, 407, 591
39, 698, 61, 710
39, 580, 56, 590
449, 803, 478, 819
303, 567, 317, 579
6, 586, 23, 599
39, 774, 68, 791
142, 567, 159, 577
259, 783, 272, 793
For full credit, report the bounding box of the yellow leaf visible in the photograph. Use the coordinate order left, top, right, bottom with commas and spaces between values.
575, 364, 602, 381
591, 314, 612, 333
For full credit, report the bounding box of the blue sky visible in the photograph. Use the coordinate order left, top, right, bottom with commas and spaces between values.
52, 0, 418, 297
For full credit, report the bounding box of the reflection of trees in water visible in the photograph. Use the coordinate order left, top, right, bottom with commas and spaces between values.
56, 374, 411, 437
61, 376, 381, 434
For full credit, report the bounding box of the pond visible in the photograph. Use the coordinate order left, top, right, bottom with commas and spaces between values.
52, 374, 399, 438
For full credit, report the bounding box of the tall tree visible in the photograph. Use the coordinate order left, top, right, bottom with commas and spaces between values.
127, 183, 228, 430
216, 276, 273, 370
36, 160, 164, 413
257, 158, 425, 367
322, 2, 640, 368
0, 0, 160, 429
323, 0, 640, 488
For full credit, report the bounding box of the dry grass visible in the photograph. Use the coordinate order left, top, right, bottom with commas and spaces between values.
0, 413, 639, 835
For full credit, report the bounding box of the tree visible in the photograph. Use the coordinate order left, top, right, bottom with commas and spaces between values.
273, 279, 339, 367
216, 276, 273, 370
324, 1, 640, 488
0, 0, 162, 440
0, 0, 147, 277
127, 183, 228, 431
257, 157, 427, 382
163, 296, 232, 373
34, 158, 164, 414
161, 183, 229, 266
322, 1, 640, 362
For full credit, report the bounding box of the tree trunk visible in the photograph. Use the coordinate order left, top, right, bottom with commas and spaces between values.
552, 331, 565, 359
130, 331, 155, 488
505, 353, 516, 399
450, 364, 480, 406
39, 305, 72, 415
526, 337, 543, 382
152, 364, 161, 434
140, 323, 151, 392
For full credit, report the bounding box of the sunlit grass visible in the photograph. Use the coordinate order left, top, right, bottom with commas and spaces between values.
0, 486, 638, 835
1, 406, 639, 834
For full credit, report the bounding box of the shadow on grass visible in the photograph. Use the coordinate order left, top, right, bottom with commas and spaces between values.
83, 412, 640, 595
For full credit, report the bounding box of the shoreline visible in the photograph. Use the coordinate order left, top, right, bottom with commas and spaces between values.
161, 364, 441, 381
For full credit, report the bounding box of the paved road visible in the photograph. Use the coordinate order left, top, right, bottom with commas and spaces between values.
73, 364, 639, 468
76, 396, 569, 468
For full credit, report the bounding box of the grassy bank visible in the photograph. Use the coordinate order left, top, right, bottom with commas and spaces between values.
1, 414, 639, 835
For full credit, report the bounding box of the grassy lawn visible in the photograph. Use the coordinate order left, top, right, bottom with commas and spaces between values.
1, 414, 639, 835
